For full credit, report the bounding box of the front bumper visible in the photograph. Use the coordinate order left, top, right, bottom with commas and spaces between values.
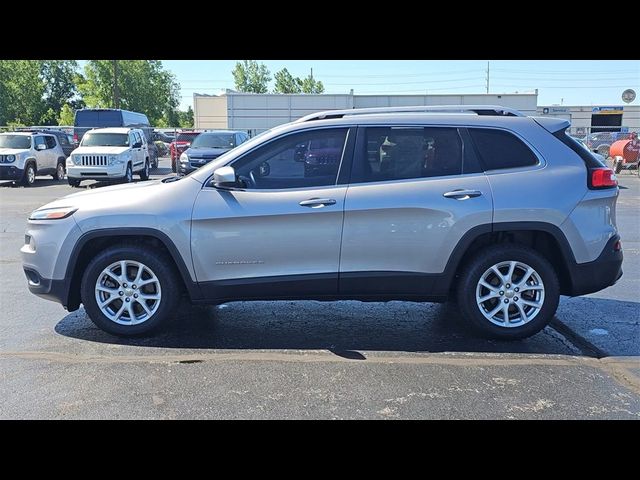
0, 165, 24, 180
23, 267, 68, 307
567, 234, 623, 296
178, 162, 200, 175
67, 164, 127, 180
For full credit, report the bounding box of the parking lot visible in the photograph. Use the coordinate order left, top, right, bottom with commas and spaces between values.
0, 157, 638, 419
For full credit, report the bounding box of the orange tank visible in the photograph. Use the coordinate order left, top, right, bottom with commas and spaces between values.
610, 139, 640, 164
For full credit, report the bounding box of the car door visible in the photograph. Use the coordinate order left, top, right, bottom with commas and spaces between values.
33, 136, 50, 170
190, 127, 355, 300
339, 126, 493, 297
44, 135, 59, 169
130, 132, 143, 169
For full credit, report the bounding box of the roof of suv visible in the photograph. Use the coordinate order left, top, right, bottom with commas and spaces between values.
0, 131, 54, 137
85, 127, 140, 134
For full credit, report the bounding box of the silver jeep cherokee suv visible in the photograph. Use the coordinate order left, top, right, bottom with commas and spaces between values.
21, 105, 623, 339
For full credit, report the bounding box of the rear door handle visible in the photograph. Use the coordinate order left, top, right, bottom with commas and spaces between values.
299, 198, 337, 208
443, 189, 483, 200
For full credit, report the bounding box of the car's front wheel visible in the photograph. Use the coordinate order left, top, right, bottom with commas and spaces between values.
123, 163, 133, 183
456, 244, 560, 339
81, 245, 180, 336
68, 178, 81, 187
21, 162, 36, 187
139, 159, 150, 180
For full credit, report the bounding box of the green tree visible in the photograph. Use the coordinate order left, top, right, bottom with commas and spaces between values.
273, 68, 302, 94
301, 73, 324, 94
77, 60, 180, 125
58, 104, 75, 126
180, 106, 194, 128
0, 60, 46, 125
40, 60, 79, 125
232, 60, 271, 93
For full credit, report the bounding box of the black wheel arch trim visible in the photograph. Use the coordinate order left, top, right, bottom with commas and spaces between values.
437, 221, 579, 296
63, 227, 202, 309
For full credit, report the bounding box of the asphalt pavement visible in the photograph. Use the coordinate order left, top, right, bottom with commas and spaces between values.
0, 158, 638, 419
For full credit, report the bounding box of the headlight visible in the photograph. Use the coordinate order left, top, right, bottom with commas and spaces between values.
180, 153, 189, 163
29, 206, 77, 220
6, 154, 15, 163
112, 155, 125, 165
108, 155, 117, 165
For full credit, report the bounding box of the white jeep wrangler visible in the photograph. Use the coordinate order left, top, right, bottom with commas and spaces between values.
66, 127, 151, 187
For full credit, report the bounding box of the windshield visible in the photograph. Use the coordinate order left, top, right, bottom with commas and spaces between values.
82, 133, 129, 147
177, 132, 200, 143
191, 133, 235, 149
0, 135, 31, 149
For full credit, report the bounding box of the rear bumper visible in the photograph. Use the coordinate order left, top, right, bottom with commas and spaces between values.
567, 234, 623, 296
0, 165, 24, 180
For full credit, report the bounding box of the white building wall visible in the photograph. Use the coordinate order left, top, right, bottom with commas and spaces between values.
194, 92, 538, 132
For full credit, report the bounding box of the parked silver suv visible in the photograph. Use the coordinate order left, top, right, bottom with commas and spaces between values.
21, 106, 623, 339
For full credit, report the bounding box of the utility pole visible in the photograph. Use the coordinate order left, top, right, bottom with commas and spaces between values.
310, 67, 313, 80
486, 61, 490, 94
113, 60, 120, 109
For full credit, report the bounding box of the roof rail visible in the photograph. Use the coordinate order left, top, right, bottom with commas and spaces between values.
296, 105, 525, 123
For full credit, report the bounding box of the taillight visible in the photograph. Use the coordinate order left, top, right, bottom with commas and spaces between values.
589, 167, 618, 189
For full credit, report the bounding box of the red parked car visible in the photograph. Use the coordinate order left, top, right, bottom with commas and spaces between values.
170, 131, 202, 173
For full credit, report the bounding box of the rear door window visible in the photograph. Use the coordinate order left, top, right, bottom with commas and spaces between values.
351, 127, 465, 183
468, 128, 539, 170
44, 136, 57, 149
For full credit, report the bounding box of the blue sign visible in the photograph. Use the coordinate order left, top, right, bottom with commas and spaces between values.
592, 106, 624, 112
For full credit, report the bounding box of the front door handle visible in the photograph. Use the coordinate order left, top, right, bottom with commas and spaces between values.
443, 189, 483, 200
299, 198, 337, 208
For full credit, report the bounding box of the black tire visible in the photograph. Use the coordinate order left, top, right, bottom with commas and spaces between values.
68, 178, 81, 187
52, 161, 66, 181
21, 162, 36, 187
456, 244, 560, 340
139, 159, 150, 180
80, 245, 180, 336
124, 163, 133, 183
151, 156, 158, 169
171, 156, 177, 173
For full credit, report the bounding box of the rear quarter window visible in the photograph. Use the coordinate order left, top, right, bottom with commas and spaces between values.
468, 128, 539, 170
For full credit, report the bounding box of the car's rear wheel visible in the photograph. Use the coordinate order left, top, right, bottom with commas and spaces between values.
456, 244, 560, 339
81, 245, 179, 336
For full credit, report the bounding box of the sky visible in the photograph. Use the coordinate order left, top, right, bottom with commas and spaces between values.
159, 60, 639, 111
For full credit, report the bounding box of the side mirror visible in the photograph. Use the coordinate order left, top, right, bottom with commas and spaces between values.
133, 142, 142, 149
213, 166, 237, 188
36, 143, 47, 151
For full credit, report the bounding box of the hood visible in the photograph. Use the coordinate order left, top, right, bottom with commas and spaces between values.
185, 147, 230, 158
0, 148, 29, 155
72, 146, 130, 155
